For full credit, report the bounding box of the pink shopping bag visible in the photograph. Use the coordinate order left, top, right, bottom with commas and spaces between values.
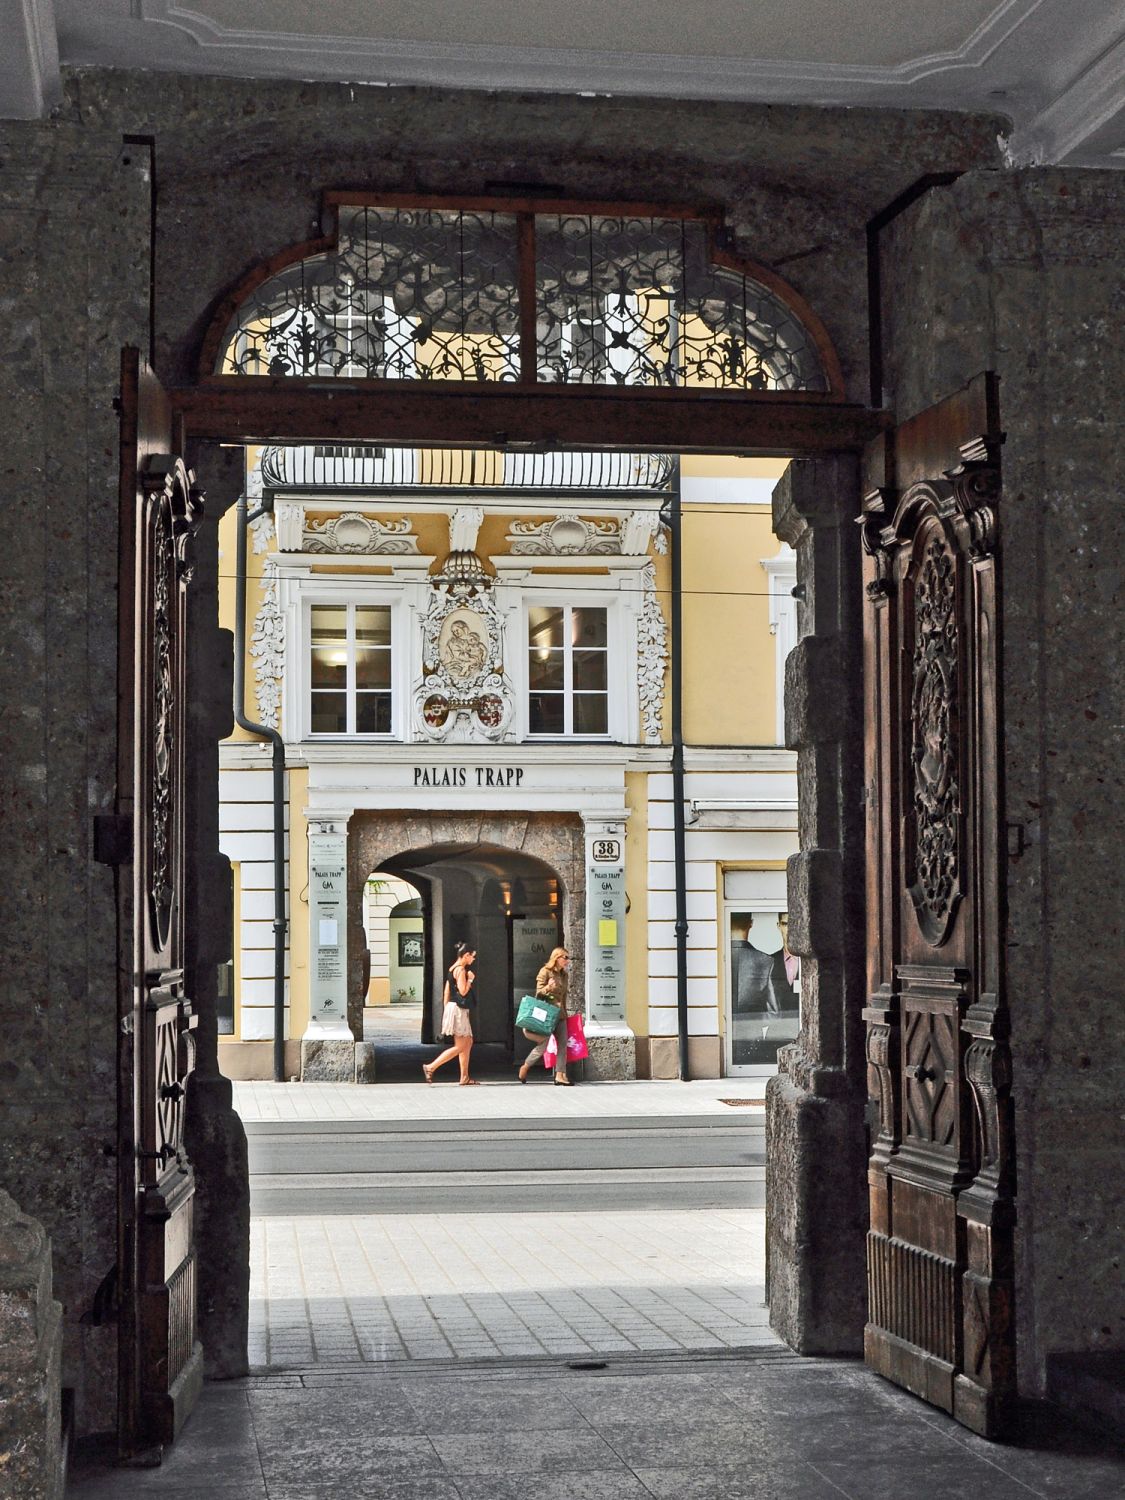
544, 1012, 589, 1067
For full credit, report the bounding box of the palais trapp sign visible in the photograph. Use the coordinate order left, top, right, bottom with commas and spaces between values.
414, 765, 525, 788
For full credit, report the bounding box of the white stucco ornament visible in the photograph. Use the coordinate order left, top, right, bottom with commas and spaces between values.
413, 550, 514, 742
251, 560, 285, 728
637, 561, 668, 745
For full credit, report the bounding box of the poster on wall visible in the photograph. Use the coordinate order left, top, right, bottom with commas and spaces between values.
512, 918, 560, 1004
397, 931, 424, 967
728, 911, 800, 1065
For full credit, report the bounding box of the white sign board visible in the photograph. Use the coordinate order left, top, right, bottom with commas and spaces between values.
586, 861, 626, 1025
308, 829, 348, 1027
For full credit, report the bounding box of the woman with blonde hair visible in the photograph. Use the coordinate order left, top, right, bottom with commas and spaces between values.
518, 946, 573, 1086
423, 942, 479, 1085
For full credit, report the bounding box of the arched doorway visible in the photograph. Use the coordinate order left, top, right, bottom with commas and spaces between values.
111, 188, 1012, 1453
361, 842, 565, 1075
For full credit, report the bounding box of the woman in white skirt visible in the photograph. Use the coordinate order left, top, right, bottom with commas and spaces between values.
423, 943, 479, 1085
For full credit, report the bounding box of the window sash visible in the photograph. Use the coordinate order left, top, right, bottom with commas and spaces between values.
527, 603, 609, 738
309, 601, 393, 736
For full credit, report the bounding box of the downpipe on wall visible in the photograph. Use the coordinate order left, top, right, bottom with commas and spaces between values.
664, 462, 691, 1081
234, 491, 288, 1082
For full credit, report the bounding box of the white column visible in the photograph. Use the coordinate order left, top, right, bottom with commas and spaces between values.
581, 814, 629, 1028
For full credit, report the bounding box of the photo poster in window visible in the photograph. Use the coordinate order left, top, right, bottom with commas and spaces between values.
397, 931, 424, 967
729, 910, 800, 1065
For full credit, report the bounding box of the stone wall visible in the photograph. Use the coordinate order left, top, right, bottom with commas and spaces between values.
55, 68, 1006, 404
0, 129, 151, 1436
880, 169, 1125, 1392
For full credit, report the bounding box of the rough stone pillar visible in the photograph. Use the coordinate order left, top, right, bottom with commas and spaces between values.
0, 1192, 64, 1500
765, 455, 868, 1354
182, 442, 250, 1380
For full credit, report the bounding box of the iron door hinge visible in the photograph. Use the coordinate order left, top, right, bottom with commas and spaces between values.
93, 813, 133, 866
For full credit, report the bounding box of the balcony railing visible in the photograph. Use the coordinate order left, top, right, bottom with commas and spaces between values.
259, 444, 675, 494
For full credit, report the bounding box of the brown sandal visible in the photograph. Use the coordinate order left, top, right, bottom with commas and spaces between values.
459, 1078, 480, 1086
422, 1064, 434, 1084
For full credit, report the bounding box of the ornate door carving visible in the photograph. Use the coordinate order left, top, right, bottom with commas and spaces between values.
115, 348, 204, 1453
860, 374, 1014, 1437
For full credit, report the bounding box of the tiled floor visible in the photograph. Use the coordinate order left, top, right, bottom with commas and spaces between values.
250, 1208, 769, 1366
68, 1350, 1125, 1499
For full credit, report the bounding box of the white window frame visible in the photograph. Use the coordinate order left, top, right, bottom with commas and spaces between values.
519, 592, 623, 742
284, 578, 410, 743
721, 888, 799, 1079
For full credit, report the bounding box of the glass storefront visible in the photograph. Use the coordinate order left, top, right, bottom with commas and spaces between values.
727, 908, 800, 1067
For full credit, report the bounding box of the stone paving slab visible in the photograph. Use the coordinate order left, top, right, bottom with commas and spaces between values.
68, 1351, 1125, 1500
232, 1078, 767, 1125
249, 1208, 769, 1369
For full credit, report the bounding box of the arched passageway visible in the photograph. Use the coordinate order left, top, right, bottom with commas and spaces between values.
362, 841, 566, 1076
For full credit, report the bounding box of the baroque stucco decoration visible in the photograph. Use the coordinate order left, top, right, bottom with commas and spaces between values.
251, 560, 284, 728
302, 512, 419, 554
637, 561, 668, 744
414, 550, 514, 742
506, 509, 664, 556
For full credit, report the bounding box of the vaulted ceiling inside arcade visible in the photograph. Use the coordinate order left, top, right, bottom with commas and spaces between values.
3, 0, 1122, 168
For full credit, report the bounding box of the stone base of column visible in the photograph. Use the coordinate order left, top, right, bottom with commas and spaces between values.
300, 1025, 368, 1083
584, 1025, 637, 1081
0, 1191, 65, 1500
765, 1070, 868, 1355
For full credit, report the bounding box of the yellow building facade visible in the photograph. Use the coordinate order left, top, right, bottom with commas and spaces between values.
217, 447, 798, 1081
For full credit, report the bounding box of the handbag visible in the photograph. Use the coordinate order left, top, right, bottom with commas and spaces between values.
515, 994, 560, 1036
544, 1011, 589, 1066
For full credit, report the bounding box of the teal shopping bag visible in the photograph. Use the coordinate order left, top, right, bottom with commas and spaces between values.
515, 995, 560, 1036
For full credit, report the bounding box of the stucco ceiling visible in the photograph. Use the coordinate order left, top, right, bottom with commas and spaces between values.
4, 0, 1124, 167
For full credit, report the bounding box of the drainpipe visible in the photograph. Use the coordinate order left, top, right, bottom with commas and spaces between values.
234, 490, 288, 1083
667, 460, 690, 1081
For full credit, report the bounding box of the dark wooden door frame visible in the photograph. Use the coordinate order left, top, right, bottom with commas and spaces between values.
170, 384, 883, 457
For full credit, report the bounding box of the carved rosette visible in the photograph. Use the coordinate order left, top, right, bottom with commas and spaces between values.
907, 530, 963, 945
413, 550, 514, 742
637, 562, 668, 744
251, 561, 285, 729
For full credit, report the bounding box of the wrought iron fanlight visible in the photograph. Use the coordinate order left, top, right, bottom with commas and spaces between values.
205, 194, 842, 397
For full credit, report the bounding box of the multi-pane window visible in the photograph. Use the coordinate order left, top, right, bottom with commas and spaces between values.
527, 605, 609, 736
309, 604, 392, 734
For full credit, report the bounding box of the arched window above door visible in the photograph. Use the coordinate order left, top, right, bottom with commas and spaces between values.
204, 195, 843, 397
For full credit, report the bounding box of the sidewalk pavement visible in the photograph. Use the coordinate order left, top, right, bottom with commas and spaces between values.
232, 1077, 767, 1124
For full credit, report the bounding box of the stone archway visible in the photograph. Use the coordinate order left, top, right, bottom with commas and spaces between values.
347, 812, 586, 1040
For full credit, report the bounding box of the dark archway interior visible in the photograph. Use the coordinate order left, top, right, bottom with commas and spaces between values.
369, 842, 563, 1079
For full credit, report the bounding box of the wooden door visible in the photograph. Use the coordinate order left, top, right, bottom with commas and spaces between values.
860, 373, 1015, 1437
115, 348, 204, 1454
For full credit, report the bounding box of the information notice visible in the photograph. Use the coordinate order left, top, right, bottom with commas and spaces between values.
309, 829, 347, 1026
587, 860, 626, 1026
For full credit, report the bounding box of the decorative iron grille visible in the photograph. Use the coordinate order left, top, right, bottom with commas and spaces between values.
215, 199, 830, 394
219, 205, 520, 381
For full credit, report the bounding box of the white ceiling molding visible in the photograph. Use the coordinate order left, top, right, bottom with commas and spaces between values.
12, 0, 1122, 168
0, 0, 61, 119
1007, 33, 1125, 164
127, 0, 1048, 96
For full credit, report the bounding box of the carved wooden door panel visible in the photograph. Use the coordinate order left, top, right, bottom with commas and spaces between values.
115, 347, 204, 1454
860, 373, 1015, 1438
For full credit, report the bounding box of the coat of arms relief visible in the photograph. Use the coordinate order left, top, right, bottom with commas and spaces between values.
414, 547, 515, 742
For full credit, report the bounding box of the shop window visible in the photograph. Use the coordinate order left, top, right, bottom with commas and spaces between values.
527, 603, 609, 736
728, 909, 800, 1066
309, 602, 393, 735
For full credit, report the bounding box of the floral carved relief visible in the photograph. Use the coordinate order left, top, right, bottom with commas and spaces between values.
414, 550, 514, 742
251, 560, 285, 729
637, 562, 668, 745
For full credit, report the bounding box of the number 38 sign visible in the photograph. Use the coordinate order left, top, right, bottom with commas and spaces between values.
592, 838, 621, 863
